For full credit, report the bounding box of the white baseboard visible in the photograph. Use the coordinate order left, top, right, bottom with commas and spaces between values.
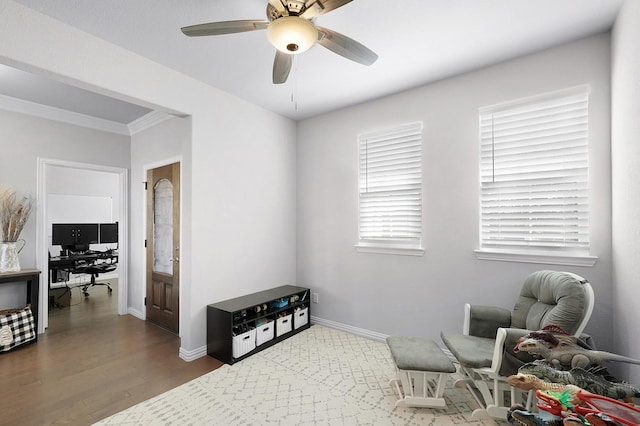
125, 308, 206, 361
179, 317, 391, 362
180, 345, 207, 362
310, 316, 389, 342
310, 316, 456, 362
97, 271, 119, 281
50, 271, 119, 289
127, 307, 144, 320
175, 316, 457, 363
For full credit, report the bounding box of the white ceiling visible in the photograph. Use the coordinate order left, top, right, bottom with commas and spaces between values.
0, 64, 152, 124
2, 0, 624, 124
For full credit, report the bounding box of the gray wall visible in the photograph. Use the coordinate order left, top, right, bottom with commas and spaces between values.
188, 107, 298, 354
5, 0, 636, 366
297, 33, 613, 350
129, 115, 188, 317
611, 0, 640, 384
0, 108, 129, 309
130, 106, 297, 354
0, 108, 130, 267
1, 1, 298, 357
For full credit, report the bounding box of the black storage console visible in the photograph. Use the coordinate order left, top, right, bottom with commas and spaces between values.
207, 285, 310, 364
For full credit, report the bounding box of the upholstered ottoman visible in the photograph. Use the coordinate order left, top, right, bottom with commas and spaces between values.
387, 336, 456, 408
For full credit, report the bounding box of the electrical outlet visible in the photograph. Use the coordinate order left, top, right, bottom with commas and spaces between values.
312, 292, 319, 304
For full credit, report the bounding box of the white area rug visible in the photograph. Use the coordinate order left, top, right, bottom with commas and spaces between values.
95, 325, 504, 425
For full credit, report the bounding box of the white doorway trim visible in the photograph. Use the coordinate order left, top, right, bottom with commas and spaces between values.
36, 157, 129, 332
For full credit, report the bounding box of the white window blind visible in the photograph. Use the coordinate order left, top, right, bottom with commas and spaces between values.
479, 88, 590, 254
358, 122, 423, 252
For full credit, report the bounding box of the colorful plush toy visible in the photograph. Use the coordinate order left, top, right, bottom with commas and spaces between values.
513, 325, 640, 369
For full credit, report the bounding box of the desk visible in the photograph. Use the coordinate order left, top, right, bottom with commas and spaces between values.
0, 269, 40, 341
49, 252, 118, 284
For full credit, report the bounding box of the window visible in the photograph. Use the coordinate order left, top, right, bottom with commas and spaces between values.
477, 86, 596, 266
356, 122, 423, 255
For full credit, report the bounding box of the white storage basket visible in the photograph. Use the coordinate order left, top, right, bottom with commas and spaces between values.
293, 307, 308, 329
255, 321, 274, 346
276, 314, 292, 337
232, 328, 256, 358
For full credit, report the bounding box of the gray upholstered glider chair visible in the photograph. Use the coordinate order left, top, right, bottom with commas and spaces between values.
440, 270, 594, 421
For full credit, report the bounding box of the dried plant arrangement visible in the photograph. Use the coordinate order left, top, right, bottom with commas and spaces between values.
0, 188, 34, 242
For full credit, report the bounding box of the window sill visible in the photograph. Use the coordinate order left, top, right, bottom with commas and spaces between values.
355, 243, 424, 256
474, 249, 597, 267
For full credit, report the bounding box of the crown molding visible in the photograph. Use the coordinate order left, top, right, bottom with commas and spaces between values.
128, 110, 173, 135
0, 93, 131, 135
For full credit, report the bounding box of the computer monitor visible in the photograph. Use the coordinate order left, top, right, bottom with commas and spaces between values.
51, 223, 76, 247
75, 223, 99, 245
99, 222, 118, 244
51, 223, 99, 252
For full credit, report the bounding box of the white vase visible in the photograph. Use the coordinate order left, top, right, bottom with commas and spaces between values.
0, 240, 24, 272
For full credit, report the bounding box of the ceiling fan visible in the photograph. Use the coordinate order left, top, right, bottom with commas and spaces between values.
181, 0, 378, 84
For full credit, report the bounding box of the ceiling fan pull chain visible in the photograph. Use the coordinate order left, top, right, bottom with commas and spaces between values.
295, 65, 299, 110
289, 62, 299, 110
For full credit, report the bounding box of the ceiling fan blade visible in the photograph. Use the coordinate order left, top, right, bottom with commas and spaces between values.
273, 51, 293, 84
301, 0, 353, 19
316, 27, 378, 66
181, 20, 268, 37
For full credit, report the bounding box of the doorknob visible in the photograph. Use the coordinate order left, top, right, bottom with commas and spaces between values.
169, 257, 180, 263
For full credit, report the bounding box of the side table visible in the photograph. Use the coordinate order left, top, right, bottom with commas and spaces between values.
0, 269, 41, 341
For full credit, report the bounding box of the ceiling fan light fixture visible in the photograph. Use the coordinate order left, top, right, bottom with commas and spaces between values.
267, 16, 318, 54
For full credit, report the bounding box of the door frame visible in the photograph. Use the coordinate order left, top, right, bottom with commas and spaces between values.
36, 157, 129, 332
141, 156, 182, 335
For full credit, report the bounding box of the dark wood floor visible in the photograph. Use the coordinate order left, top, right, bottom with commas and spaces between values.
0, 280, 223, 425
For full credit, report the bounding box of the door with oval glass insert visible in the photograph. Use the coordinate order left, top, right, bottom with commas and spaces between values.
146, 162, 180, 333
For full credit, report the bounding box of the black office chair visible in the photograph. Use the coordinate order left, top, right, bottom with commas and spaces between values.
72, 262, 116, 297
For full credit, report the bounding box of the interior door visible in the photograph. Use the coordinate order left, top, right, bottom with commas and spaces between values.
146, 162, 180, 333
